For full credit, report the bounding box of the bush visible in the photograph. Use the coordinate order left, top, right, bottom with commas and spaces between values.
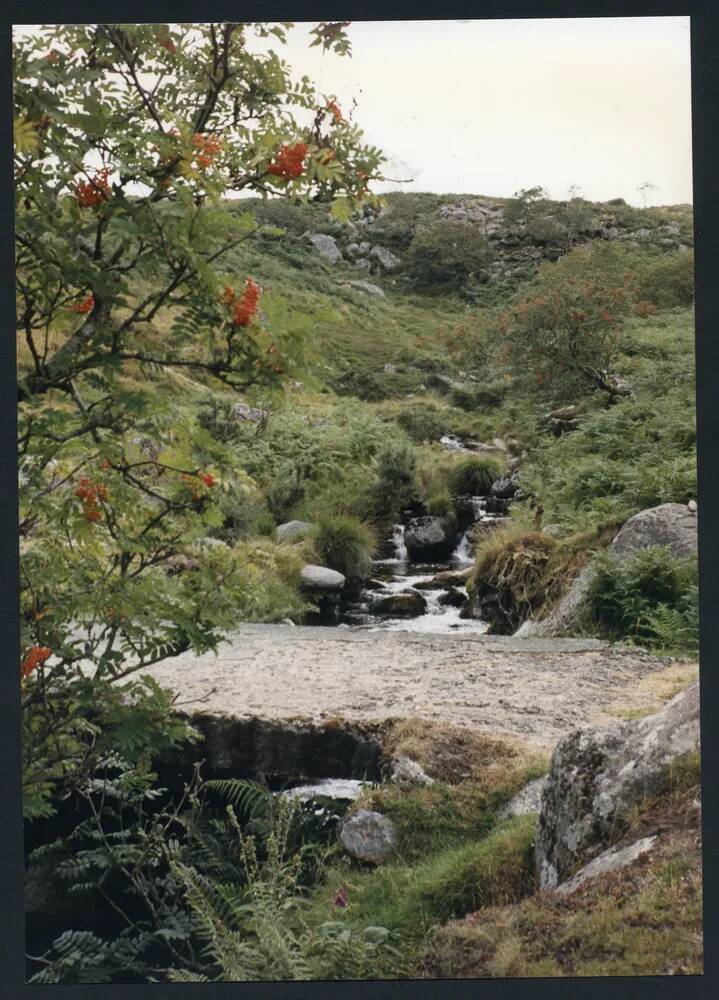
395, 404, 445, 443
637, 251, 694, 308
403, 222, 494, 291
448, 457, 502, 497
364, 438, 419, 525
583, 547, 698, 649
313, 515, 376, 580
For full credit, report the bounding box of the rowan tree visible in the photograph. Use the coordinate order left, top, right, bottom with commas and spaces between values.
14, 21, 384, 817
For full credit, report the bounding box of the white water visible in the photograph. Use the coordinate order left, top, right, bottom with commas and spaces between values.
279, 778, 371, 802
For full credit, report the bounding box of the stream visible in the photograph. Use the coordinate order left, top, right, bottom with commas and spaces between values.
338, 496, 507, 634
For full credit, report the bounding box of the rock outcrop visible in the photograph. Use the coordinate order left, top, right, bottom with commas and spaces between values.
535, 682, 699, 889
499, 775, 549, 819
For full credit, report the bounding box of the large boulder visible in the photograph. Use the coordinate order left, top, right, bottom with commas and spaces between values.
535, 682, 699, 889
307, 233, 343, 263
404, 516, 458, 562
372, 590, 427, 617
340, 810, 398, 864
515, 502, 698, 638
609, 502, 698, 560
276, 520, 315, 544
300, 564, 345, 591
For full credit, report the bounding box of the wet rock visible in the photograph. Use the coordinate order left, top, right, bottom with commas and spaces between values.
431, 567, 473, 586
308, 233, 343, 263
499, 775, 548, 819
437, 588, 467, 609
300, 564, 346, 591
404, 515, 458, 562
276, 520, 315, 544
389, 756, 435, 788
555, 836, 657, 895
609, 502, 697, 561
340, 809, 398, 863
535, 683, 699, 889
372, 590, 427, 617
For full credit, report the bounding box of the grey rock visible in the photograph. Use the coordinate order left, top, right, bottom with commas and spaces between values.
491, 473, 520, 499
300, 564, 346, 591
688, 499, 697, 513
370, 245, 401, 270
340, 809, 398, 863
276, 520, 315, 544
431, 567, 473, 586
358, 241, 372, 255
404, 516, 458, 562
535, 682, 699, 889
372, 589, 427, 617
354, 258, 372, 272
610, 502, 697, 561
308, 233, 343, 263
346, 242, 360, 256
347, 280, 385, 298
635, 227, 652, 239
555, 836, 657, 895
389, 756, 435, 788
231, 402, 264, 422
499, 776, 549, 819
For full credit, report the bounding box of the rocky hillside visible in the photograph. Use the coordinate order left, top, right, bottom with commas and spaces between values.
241, 189, 693, 298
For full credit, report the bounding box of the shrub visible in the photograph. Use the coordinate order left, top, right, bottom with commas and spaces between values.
448, 457, 502, 497
637, 251, 694, 308
313, 515, 376, 580
395, 404, 445, 443
364, 438, 419, 525
468, 528, 585, 634
403, 221, 494, 291
583, 547, 698, 649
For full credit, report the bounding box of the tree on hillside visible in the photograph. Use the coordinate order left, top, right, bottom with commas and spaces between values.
14, 21, 385, 819
496, 244, 637, 400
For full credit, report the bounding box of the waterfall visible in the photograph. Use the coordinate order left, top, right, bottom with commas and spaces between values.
452, 531, 474, 566
393, 523, 408, 562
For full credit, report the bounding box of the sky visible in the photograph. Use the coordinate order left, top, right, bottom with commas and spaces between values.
16, 17, 693, 206
261, 17, 693, 206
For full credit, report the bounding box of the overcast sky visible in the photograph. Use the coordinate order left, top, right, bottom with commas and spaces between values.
273, 17, 693, 206
16, 17, 693, 206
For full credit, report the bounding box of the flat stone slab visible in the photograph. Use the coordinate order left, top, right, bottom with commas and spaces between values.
141, 624, 693, 752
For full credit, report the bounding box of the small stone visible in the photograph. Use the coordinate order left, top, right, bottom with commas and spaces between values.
300, 564, 346, 591
688, 500, 697, 513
